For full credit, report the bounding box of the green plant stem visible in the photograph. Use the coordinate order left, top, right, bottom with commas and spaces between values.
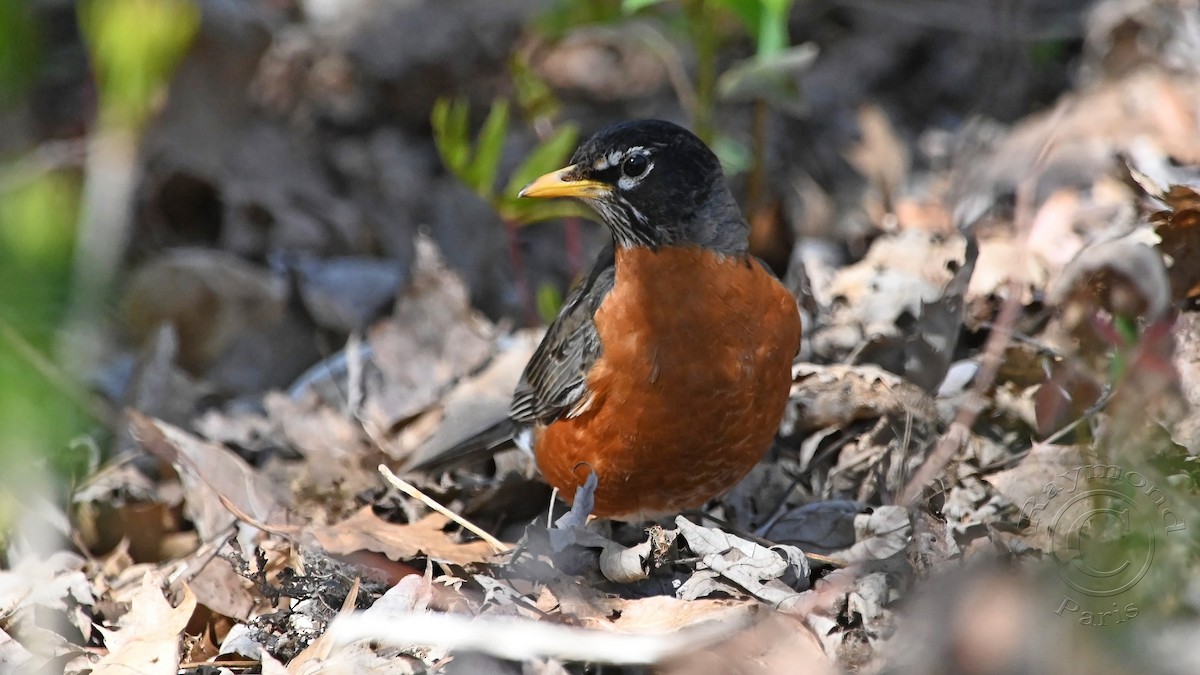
687, 0, 718, 144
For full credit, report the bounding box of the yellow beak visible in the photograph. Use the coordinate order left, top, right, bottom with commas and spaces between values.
518, 165, 611, 199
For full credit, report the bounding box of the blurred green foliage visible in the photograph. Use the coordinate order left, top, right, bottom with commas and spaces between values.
624, 0, 795, 58
0, 2, 39, 105
0, 173, 89, 481
431, 97, 587, 225
79, 0, 199, 129
0, 0, 200, 518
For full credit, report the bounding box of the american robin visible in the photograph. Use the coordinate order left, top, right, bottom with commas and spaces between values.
420, 119, 801, 521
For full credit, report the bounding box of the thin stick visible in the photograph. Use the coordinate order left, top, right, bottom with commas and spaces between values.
378, 464, 510, 553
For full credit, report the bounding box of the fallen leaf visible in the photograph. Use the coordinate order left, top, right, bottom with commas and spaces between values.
0, 627, 35, 673
92, 576, 196, 675
675, 517, 810, 604
129, 412, 290, 535
788, 363, 938, 435
764, 500, 861, 554
599, 537, 651, 583
365, 235, 495, 429
309, 506, 497, 566
1149, 182, 1200, 302
186, 552, 259, 621
832, 506, 911, 563
402, 329, 540, 466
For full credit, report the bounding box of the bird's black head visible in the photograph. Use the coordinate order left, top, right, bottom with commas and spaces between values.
519, 119, 748, 253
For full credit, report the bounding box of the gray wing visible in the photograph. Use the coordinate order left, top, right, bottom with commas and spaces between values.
509, 245, 615, 425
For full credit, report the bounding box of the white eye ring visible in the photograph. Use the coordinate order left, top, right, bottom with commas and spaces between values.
621, 153, 649, 178
616, 151, 653, 191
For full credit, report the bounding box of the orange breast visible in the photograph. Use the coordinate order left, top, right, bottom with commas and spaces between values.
534, 246, 802, 520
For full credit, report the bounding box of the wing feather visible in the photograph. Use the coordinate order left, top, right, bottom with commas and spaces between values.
510, 246, 615, 424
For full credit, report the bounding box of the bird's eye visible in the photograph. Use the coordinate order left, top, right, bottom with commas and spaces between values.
621, 153, 649, 179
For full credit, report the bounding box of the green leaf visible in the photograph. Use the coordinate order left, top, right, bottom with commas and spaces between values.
79, 0, 199, 129
756, 0, 793, 58
510, 52, 561, 123
431, 97, 472, 179
467, 100, 510, 197
622, 0, 668, 14
504, 124, 580, 198
711, 0, 761, 34
711, 134, 751, 176
716, 43, 816, 113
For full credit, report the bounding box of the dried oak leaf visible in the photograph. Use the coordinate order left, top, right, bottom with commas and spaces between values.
675, 517, 810, 604
308, 506, 497, 566
830, 506, 911, 563
92, 576, 196, 675
549, 579, 758, 636
129, 412, 290, 537
787, 363, 939, 436
1149, 183, 1200, 302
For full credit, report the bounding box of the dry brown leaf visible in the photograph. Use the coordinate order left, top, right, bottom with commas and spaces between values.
263, 392, 375, 491
670, 611, 833, 674
402, 329, 541, 465
92, 576, 196, 675
983, 442, 1086, 550
599, 537, 651, 583
675, 517, 810, 604
831, 507, 911, 563
0, 627, 35, 673
811, 229, 967, 383
186, 553, 259, 621
787, 363, 938, 435
550, 579, 759, 635
0, 551, 94, 619
365, 234, 495, 429
1151, 183, 1200, 302
130, 412, 290, 535
309, 506, 497, 566
847, 104, 910, 227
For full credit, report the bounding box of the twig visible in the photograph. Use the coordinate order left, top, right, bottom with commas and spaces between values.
378, 464, 510, 554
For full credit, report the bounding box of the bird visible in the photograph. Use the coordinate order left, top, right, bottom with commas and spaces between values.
414, 119, 801, 521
